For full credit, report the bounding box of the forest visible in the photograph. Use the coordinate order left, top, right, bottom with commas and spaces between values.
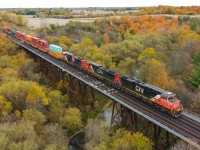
0, 7, 200, 149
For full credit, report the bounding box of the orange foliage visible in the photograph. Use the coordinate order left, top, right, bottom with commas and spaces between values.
139, 6, 200, 15
134, 28, 139, 34
103, 33, 110, 43
181, 25, 191, 31
122, 16, 179, 34
106, 27, 111, 33
118, 25, 125, 32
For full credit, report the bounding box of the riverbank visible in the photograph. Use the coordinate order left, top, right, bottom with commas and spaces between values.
68, 101, 113, 150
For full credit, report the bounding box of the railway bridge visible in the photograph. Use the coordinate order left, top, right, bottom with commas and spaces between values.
2, 31, 200, 149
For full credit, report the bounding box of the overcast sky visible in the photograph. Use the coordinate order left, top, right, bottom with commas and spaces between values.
0, 0, 200, 8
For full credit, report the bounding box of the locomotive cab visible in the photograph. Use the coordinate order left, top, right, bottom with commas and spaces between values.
160, 93, 183, 117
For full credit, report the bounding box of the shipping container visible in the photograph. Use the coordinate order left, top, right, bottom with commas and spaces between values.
31, 37, 39, 48
24, 35, 32, 44
20, 33, 26, 42
49, 44, 62, 59
16, 31, 22, 39
10, 29, 16, 36
38, 40, 49, 52
4, 26, 11, 33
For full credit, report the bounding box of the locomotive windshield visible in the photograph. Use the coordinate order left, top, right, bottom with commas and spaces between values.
167, 95, 178, 103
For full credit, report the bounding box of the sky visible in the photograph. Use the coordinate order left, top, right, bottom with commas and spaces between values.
0, 0, 200, 8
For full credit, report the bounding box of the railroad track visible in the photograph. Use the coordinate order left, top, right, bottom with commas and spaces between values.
4, 32, 200, 148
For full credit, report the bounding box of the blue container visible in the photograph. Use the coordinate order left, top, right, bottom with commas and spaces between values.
49, 44, 62, 54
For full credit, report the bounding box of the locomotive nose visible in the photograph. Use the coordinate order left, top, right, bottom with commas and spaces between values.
173, 101, 183, 111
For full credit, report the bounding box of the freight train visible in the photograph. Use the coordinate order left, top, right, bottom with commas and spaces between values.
2, 26, 183, 117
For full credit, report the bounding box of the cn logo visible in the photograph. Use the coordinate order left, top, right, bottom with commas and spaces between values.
135, 85, 144, 94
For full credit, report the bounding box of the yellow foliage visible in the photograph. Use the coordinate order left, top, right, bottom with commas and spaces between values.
15, 110, 21, 118
95, 30, 101, 34
138, 47, 157, 62
140, 59, 171, 89
111, 129, 153, 150
57, 80, 64, 90
26, 83, 49, 105
0, 95, 12, 116
60, 107, 83, 134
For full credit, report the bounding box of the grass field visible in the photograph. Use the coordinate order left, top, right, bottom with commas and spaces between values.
23, 15, 95, 28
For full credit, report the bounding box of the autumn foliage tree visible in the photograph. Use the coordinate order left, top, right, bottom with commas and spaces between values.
60, 107, 83, 135
118, 24, 125, 32
0, 95, 12, 117
139, 6, 200, 15
103, 33, 110, 43
139, 59, 174, 89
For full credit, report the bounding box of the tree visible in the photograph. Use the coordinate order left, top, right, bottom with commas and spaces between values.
58, 35, 72, 48
188, 52, 200, 89
85, 120, 110, 150
79, 38, 94, 49
9, 140, 39, 150
106, 27, 111, 33
48, 90, 65, 108
118, 25, 125, 32
139, 59, 173, 89
85, 122, 153, 150
0, 95, 12, 117
111, 129, 133, 150
60, 107, 83, 134
124, 29, 131, 38
23, 109, 46, 125
103, 33, 110, 43
189, 92, 200, 114
42, 123, 68, 150
23, 109, 46, 133
48, 106, 64, 123
19, 59, 40, 81
26, 82, 49, 105
0, 120, 40, 149
111, 129, 153, 150
118, 57, 136, 76
0, 133, 9, 149
138, 47, 157, 62
0, 79, 49, 111
0, 79, 29, 111
131, 132, 153, 150
169, 51, 191, 76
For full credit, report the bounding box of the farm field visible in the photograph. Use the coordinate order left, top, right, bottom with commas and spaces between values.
23, 15, 95, 28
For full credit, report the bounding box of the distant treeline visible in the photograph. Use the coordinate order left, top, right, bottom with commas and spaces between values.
1, 6, 200, 18
139, 6, 200, 15
2, 7, 139, 16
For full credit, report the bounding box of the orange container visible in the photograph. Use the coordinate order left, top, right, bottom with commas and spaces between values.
24, 35, 32, 44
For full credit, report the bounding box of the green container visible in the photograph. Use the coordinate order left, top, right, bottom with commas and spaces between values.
11, 29, 16, 36
49, 44, 62, 54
